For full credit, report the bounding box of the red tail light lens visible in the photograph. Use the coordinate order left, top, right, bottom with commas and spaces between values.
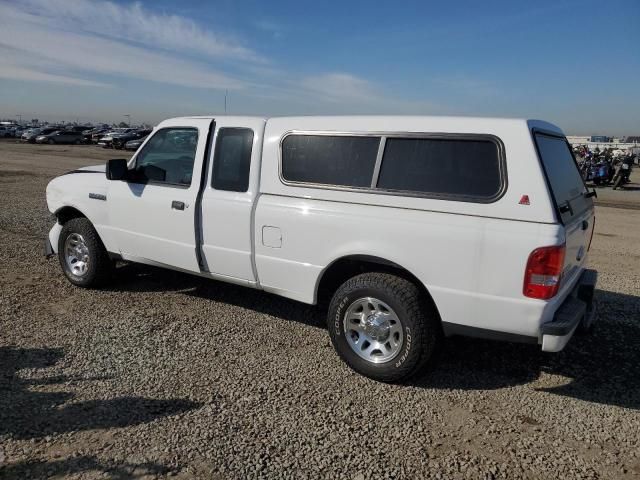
523, 244, 565, 299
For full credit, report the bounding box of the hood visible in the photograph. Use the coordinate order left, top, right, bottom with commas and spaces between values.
77, 164, 106, 173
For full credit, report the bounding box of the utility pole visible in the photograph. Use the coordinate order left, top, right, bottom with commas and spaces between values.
16, 114, 21, 124
224, 90, 228, 113
124, 114, 131, 127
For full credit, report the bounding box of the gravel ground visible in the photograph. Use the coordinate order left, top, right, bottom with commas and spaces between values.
0, 141, 639, 479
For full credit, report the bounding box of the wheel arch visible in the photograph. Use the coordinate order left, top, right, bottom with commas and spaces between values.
54, 205, 87, 225
315, 255, 441, 321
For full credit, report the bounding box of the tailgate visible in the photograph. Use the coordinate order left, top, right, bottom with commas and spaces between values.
532, 131, 595, 286
562, 209, 594, 286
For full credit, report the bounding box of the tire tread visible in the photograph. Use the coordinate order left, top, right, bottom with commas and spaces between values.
328, 272, 439, 382
58, 218, 112, 288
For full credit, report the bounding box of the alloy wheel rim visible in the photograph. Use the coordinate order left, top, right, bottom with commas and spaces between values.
64, 233, 90, 277
343, 297, 404, 364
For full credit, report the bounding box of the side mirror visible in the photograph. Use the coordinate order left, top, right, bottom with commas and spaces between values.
106, 158, 128, 181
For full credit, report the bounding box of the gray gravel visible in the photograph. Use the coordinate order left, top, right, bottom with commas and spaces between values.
1, 141, 639, 479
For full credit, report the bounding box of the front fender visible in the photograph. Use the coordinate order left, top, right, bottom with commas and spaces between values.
46, 170, 114, 251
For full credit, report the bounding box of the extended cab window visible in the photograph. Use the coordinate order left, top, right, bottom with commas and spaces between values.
534, 133, 590, 222
377, 137, 503, 199
212, 128, 254, 192
282, 135, 380, 188
132, 128, 198, 186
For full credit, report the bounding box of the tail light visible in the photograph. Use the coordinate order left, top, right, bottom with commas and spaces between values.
523, 244, 565, 299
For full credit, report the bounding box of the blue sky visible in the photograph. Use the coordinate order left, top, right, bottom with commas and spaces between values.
0, 0, 638, 134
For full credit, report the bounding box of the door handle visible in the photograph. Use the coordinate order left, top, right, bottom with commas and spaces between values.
171, 200, 185, 211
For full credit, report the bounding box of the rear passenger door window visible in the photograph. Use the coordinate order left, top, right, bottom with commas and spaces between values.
212, 128, 254, 192
376, 137, 503, 200
281, 135, 380, 188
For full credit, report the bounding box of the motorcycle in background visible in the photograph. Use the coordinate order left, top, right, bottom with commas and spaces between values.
585, 158, 613, 186
612, 155, 634, 190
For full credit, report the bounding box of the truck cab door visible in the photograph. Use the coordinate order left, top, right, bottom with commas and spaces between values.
199, 118, 265, 282
106, 118, 214, 272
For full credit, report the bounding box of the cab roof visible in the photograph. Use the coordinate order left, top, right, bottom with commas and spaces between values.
166, 115, 564, 136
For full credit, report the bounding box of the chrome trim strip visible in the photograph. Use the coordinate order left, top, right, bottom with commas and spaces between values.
370, 137, 386, 188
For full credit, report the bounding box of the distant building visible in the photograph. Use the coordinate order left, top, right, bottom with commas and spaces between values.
566, 135, 590, 144
590, 135, 610, 143
623, 136, 640, 143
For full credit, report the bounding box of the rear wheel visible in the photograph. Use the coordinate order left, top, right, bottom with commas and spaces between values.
327, 272, 440, 382
57, 218, 113, 288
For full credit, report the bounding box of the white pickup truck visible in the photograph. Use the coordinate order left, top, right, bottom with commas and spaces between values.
45, 115, 598, 381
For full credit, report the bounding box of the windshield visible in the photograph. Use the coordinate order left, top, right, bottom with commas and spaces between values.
534, 133, 592, 223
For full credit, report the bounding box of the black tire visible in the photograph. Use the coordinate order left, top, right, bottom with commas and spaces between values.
57, 218, 112, 288
327, 272, 440, 382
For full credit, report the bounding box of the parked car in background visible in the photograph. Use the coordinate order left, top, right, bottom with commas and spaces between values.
45, 115, 598, 382
82, 128, 106, 144
24, 127, 60, 143
36, 130, 84, 144
91, 128, 112, 144
1, 124, 20, 137
68, 125, 93, 133
22, 128, 41, 140
124, 135, 149, 151
13, 126, 26, 137
98, 128, 137, 148
0, 126, 13, 138
112, 129, 152, 149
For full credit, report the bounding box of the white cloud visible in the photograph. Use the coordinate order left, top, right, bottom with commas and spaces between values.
0, 45, 111, 87
17, 0, 262, 63
0, 0, 422, 116
0, 64, 110, 87
0, 3, 246, 90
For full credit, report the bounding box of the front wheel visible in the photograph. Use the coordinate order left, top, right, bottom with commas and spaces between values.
327, 273, 440, 382
57, 218, 113, 288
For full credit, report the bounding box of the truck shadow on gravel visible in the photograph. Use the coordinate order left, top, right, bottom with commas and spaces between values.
416, 289, 640, 410
111, 263, 323, 327
109, 265, 640, 410
0, 456, 175, 480
0, 346, 202, 440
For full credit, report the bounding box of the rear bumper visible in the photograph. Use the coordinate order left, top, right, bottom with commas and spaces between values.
541, 269, 597, 352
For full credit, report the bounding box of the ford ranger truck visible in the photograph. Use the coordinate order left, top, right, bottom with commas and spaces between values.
45, 116, 598, 382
